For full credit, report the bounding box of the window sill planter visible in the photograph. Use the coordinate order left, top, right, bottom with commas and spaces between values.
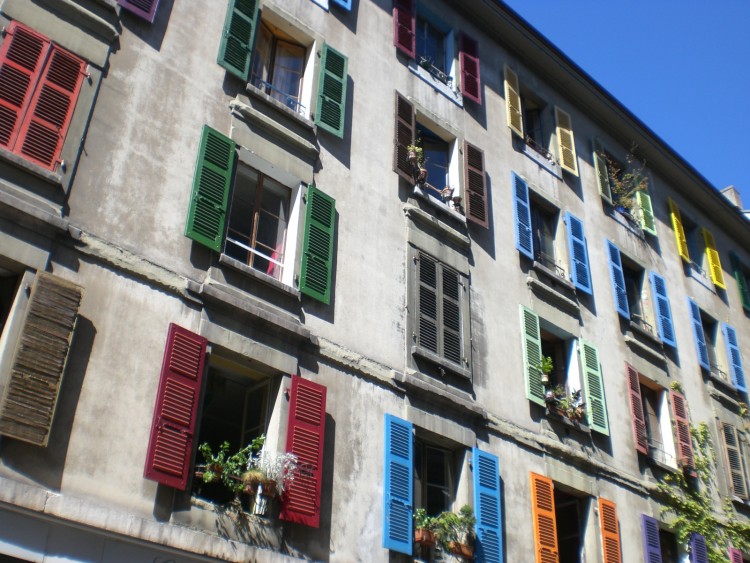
415, 528, 437, 547
449, 541, 474, 560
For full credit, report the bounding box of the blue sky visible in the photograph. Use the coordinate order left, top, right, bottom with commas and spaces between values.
500, 0, 750, 211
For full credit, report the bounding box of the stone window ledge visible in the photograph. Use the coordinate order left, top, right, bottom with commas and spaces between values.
527, 276, 580, 317
219, 253, 300, 300
411, 345, 471, 380
0, 147, 63, 188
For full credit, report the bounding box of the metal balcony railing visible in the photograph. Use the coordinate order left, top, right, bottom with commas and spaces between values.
535, 252, 566, 280
418, 56, 452, 86
648, 440, 677, 467
250, 77, 306, 116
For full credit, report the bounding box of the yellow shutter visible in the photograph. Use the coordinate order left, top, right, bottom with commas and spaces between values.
668, 198, 690, 262
504, 65, 524, 138
530, 472, 559, 563
702, 228, 726, 288
555, 106, 578, 176
593, 139, 612, 204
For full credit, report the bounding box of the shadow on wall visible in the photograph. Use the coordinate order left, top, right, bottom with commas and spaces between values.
118, 0, 175, 52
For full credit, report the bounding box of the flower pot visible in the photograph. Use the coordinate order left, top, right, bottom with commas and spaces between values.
414, 528, 437, 547
417, 167, 428, 184
449, 541, 474, 559
408, 150, 418, 167
541, 372, 550, 385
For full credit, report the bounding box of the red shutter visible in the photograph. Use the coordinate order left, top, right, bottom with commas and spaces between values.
143, 324, 207, 490
280, 375, 327, 527
392, 0, 415, 58
626, 364, 649, 455
393, 91, 415, 182
670, 390, 695, 471
459, 33, 481, 105
464, 141, 488, 227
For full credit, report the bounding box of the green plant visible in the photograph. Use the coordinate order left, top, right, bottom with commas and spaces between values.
414, 508, 437, 531
548, 385, 586, 421
406, 143, 424, 167
198, 435, 265, 493
669, 381, 684, 393
537, 356, 554, 375
433, 505, 476, 551
599, 150, 648, 211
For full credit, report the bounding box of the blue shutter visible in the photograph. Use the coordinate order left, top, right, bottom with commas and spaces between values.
382, 414, 413, 555
606, 240, 630, 319
723, 323, 748, 393
512, 173, 533, 259
688, 298, 710, 371
473, 448, 503, 563
564, 212, 592, 295
331, 0, 352, 8
641, 515, 663, 563
690, 533, 708, 563
649, 272, 676, 348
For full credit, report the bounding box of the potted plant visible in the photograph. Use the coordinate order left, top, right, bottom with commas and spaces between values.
433, 505, 476, 559
406, 142, 428, 184
243, 448, 299, 515
598, 150, 648, 213
547, 386, 586, 422
537, 355, 554, 386
413, 508, 438, 547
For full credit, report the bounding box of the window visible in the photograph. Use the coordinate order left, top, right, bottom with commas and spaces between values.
415, 15, 451, 84
414, 438, 455, 516
641, 515, 680, 563
554, 489, 586, 562
415, 122, 453, 200
251, 21, 306, 113
530, 199, 558, 273
721, 423, 749, 500
118, 0, 160, 22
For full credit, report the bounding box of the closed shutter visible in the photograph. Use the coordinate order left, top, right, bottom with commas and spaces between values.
641, 515, 663, 563
668, 199, 691, 262
565, 212, 592, 295
280, 376, 327, 527
393, 92, 415, 182
118, 0, 161, 22
723, 323, 747, 393
702, 228, 726, 289
417, 253, 439, 356
636, 192, 657, 236
144, 324, 207, 490
729, 548, 744, 563
530, 472, 558, 563
440, 263, 463, 366
473, 448, 503, 563
459, 34, 481, 105
687, 298, 710, 371
464, 141, 489, 227
580, 340, 609, 435
315, 44, 348, 138
392, 0, 415, 58
554, 106, 578, 176
722, 423, 748, 499
300, 185, 336, 305
184, 125, 235, 252
626, 363, 648, 455
217, 0, 259, 81
593, 139, 613, 204
690, 533, 708, 563
504, 65, 523, 138
521, 306, 545, 407
649, 272, 676, 348
0, 272, 82, 446
598, 498, 621, 563
330, 0, 352, 9
606, 241, 630, 319
670, 390, 695, 471
382, 414, 413, 555
729, 253, 750, 312
513, 173, 533, 259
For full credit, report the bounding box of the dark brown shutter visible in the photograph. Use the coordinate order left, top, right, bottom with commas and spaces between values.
670, 390, 695, 471
464, 141, 488, 227
393, 91, 415, 182
392, 0, 415, 58
626, 364, 649, 455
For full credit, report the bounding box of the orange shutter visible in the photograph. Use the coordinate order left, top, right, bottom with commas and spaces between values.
530, 472, 559, 563
599, 498, 622, 563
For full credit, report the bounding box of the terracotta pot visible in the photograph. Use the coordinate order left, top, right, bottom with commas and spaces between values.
449, 541, 474, 559
259, 479, 277, 497
414, 528, 437, 547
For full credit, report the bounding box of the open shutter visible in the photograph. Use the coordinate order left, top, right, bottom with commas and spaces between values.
0, 272, 82, 446
473, 448, 503, 563
118, 0, 161, 22
723, 323, 747, 393
299, 185, 336, 305
185, 125, 235, 252
729, 548, 744, 563
464, 141, 489, 227
580, 340, 609, 435
392, 0, 415, 58
144, 324, 207, 490
330, 0, 352, 9
530, 473, 558, 563
641, 515, 663, 563
280, 376, 327, 527
513, 173, 533, 259
649, 272, 676, 348
690, 533, 708, 563
668, 199, 690, 262
217, 0, 259, 81
730, 253, 750, 312
521, 306, 545, 407
670, 390, 695, 471
722, 423, 748, 499
606, 241, 630, 319
315, 44, 348, 138
626, 363, 649, 455
636, 192, 657, 236
416, 252, 438, 355
459, 34, 481, 105
593, 139, 613, 204
565, 212, 592, 295
554, 106, 578, 176
702, 228, 726, 289
504, 65, 523, 138
382, 414, 413, 555
688, 298, 710, 371
599, 499, 621, 563
393, 92, 415, 182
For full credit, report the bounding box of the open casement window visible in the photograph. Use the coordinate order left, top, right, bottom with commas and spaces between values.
529, 473, 559, 563
0, 272, 82, 446
564, 212, 593, 295
459, 34, 481, 105
701, 228, 726, 289
668, 199, 691, 263
580, 340, 609, 435
593, 139, 613, 204
464, 141, 488, 227
599, 498, 622, 563
606, 241, 630, 319
690, 533, 709, 563
670, 390, 695, 472
473, 448, 503, 563
636, 191, 657, 237
382, 414, 414, 555
504, 65, 523, 138
687, 298, 710, 372
722, 323, 747, 393
554, 106, 578, 176
722, 423, 749, 500
729, 253, 750, 313
649, 272, 676, 349
118, 0, 161, 22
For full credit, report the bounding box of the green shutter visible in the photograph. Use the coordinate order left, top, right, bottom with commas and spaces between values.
593, 139, 613, 204
579, 340, 609, 436
300, 185, 336, 304
730, 253, 750, 312
185, 126, 235, 252
520, 305, 545, 406
636, 191, 657, 236
217, 0, 259, 81
315, 44, 348, 138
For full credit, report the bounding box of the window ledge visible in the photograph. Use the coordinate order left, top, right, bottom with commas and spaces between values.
411, 345, 471, 380
609, 206, 644, 237
544, 408, 590, 434
397, 369, 486, 420
526, 277, 580, 317
628, 320, 662, 347
219, 254, 300, 300
407, 59, 463, 107
514, 136, 562, 179
411, 185, 467, 224
0, 147, 63, 188
645, 454, 679, 474
246, 84, 315, 129
532, 261, 576, 293
403, 203, 470, 250
624, 334, 667, 365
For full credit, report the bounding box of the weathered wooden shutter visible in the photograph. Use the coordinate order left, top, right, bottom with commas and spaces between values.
382, 414, 413, 555
690, 533, 708, 563
280, 376, 327, 527
417, 252, 438, 356
118, 0, 161, 22
504, 65, 523, 138
299, 185, 336, 305
636, 192, 657, 236
513, 173, 533, 260
729, 548, 744, 563
626, 363, 649, 455
315, 44, 348, 138
670, 390, 695, 471
459, 34, 481, 105
593, 139, 613, 204
668, 199, 690, 262
565, 212, 592, 295
464, 141, 489, 227
144, 324, 207, 490
730, 252, 750, 312
473, 448, 503, 563
217, 0, 259, 81
599, 498, 621, 563
0, 272, 82, 446
393, 92, 415, 182
440, 264, 462, 366
520, 305, 545, 407
641, 515, 663, 563
184, 125, 235, 252
392, 0, 415, 58
702, 228, 726, 289
649, 272, 676, 348
530, 472, 558, 563
687, 298, 710, 371
723, 323, 747, 393
722, 423, 748, 499
554, 106, 578, 176
606, 241, 630, 319
580, 340, 609, 435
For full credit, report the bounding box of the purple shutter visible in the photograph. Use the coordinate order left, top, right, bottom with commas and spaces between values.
641, 515, 663, 563
118, 0, 161, 23
459, 33, 481, 105
392, 0, 415, 58
690, 533, 708, 563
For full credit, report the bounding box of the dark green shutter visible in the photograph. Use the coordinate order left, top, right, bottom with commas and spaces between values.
730, 252, 750, 312
520, 305, 545, 406
185, 125, 235, 252
300, 185, 336, 304
217, 0, 259, 81
315, 44, 348, 138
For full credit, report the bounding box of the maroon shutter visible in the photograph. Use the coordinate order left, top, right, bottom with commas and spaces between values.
626, 364, 649, 455
393, 91, 415, 182
118, 0, 161, 23
670, 390, 695, 471
459, 33, 481, 105
464, 141, 488, 227
392, 0, 415, 58
144, 324, 207, 490
729, 548, 744, 563
280, 375, 327, 527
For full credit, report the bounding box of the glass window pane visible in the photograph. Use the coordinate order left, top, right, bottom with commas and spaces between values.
251, 24, 273, 88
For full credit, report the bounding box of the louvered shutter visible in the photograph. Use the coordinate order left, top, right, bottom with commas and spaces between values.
382, 414, 413, 555
690, 533, 708, 563
688, 298, 710, 371
504, 65, 523, 138
521, 306, 545, 407
513, 173, 533, 259
729, 548, 744, 563
464, 141, 489, 227
636, 192, 657, 236
565, 212, 592, 295
649, 272, 676, 348
330, 0, 352, 9
299, 185, 336, 305
144, 324, 207, 490
670, 390, 695, 471
593, 139, 613, 204
393, 92, 415, 182
598, 499, 621, 563
315, 44, 348, 138
730, 253, 750, 312
626, 364, 649, 455
459, 34, 481, 105
668, 199, 690, 262
417, 252, 438, 355
440, 264, 463, 366
641, 515, 663, 563
0, 272, 82, 446
606, 241, 630, 319
554, 106, 578, 176
217, 0, 259, 81
118, 0, 161, 23
722, 423, 748, 499
702, 228, 726, 289
580, 340, 609, 435
723, 323, 747, 393
473, 448, 503, 563
392, 0, 415, 58
530, 473, 558, 563
184, 125, 235, 252
280, 376, 327, 527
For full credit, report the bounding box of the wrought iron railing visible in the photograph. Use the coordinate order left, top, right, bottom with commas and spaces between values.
524, 135, 555, 161
710, 362, 732, 386
631, 314, 655, 336
418, 56, 452, 86
250, 77, 306, 116
648, 440, 677, 467
535, 252, 566, 279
